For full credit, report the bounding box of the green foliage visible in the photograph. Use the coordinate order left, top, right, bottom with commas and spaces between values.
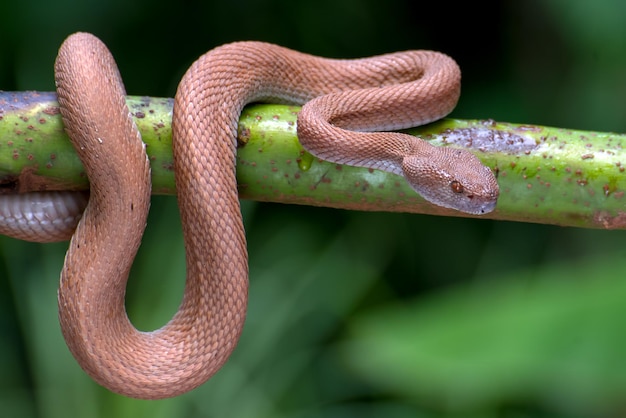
1, 1, 626, 417
345, 254, 626, 416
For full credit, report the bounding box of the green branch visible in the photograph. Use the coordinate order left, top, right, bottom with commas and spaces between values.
1, 91, 625, 230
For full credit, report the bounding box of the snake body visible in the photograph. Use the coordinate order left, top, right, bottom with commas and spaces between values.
3, 33, 498, 399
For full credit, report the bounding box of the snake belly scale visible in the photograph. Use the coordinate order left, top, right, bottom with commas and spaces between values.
4, 33, 498, 399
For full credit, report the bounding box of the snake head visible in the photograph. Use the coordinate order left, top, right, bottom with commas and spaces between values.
401, 147, 499, 215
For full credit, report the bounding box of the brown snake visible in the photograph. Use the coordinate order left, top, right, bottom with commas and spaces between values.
1, 33, 498, 399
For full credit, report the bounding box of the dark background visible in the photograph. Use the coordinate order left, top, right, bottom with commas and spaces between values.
1, 1, 626, 417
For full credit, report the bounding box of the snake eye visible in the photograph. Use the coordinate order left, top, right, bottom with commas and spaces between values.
450, 180, 464, 194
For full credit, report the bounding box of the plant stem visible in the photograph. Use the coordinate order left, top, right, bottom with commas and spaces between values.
1, 91, 625, 229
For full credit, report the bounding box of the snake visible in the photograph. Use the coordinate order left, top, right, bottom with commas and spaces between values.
0, 33, 498, 399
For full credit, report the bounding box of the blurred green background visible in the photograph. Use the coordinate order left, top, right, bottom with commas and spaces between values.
2, 1, 626, 417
